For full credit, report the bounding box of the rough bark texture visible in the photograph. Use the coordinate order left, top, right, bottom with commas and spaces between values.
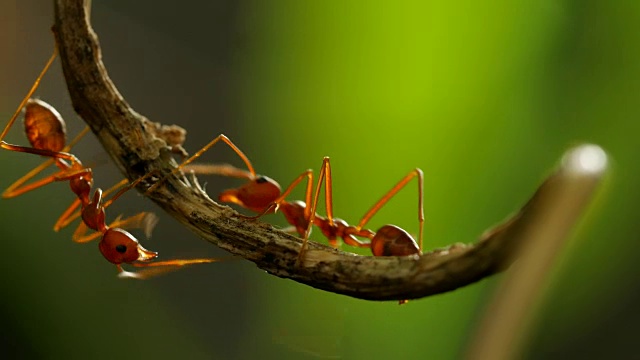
51, 0, 605, 301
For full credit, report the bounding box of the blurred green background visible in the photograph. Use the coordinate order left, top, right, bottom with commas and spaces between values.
1, 1, 638, 359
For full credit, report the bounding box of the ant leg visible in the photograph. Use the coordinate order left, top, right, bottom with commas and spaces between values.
356, 168, 424, 252
181, 163, 255, 180
73, 212, 159, 244
3, 162, 61, 198
107, 212, 158, 239
179, 135, 256, 175
3, 127, 91, 199
118, 257, 230, 280
51, 167, 93, 183
297, 157, 333, 265
296, 157, 372, 256
148, 134, 256, 192
70, 221, 92, 243
1, 142, 86, 172
53, 198, 82, 231
101, 171, 161, 209
2, 163, 91, 199
64, 126, 91, 152
244, 169, 314, 221
0, 48, 57, 143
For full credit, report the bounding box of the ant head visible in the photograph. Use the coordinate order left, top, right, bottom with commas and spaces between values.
219, 175, 282, 213
99, 228, 158, 265
370, 225, 420, 257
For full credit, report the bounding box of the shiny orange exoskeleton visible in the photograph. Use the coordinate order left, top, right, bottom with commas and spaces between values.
1, 49, 222, 278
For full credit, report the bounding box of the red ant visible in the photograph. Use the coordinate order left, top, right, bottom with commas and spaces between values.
158, 136, 425, 261
1, 49, 223, 278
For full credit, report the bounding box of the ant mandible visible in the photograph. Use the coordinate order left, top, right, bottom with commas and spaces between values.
1, 48, 223, 278
159, 135, 424, 261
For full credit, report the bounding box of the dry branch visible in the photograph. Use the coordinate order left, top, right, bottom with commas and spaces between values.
51, 0, 607, 301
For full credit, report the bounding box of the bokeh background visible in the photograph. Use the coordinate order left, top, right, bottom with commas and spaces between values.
1, 1, 638, 359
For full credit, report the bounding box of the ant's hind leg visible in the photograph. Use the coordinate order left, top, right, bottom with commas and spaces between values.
296, 157, 332, 266
118, 257, 229, 280
357, 168, 424, 255
182, 163, 255, 180
147, 135, 256, 193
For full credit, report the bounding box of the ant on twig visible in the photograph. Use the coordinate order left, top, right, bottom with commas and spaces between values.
1, 49, 224, 278
157, 133, 425, 263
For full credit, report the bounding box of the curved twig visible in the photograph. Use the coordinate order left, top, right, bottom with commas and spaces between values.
51, 0, 607, 301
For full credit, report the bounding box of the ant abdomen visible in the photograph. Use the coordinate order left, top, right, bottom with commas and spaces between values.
370, 225, 420, 257
24, 99, 66, 153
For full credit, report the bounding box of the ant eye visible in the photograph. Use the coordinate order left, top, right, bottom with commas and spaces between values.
115, 244, 127, 253
256, 176, 268, 184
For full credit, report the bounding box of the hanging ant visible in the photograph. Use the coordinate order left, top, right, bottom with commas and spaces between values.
1, 49, 223, 278
154, 134, 424, 261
